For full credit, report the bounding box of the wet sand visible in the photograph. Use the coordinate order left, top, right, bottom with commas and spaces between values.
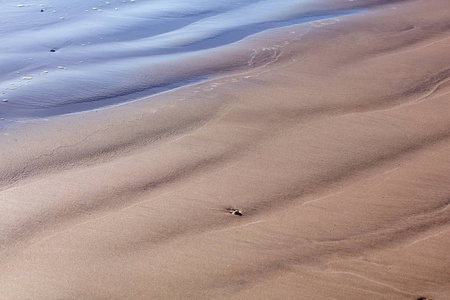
0, 0, 449, 299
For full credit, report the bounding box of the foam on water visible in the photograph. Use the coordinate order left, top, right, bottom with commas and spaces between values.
0, 0, 359, 119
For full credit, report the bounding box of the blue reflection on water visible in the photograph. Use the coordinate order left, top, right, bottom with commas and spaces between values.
0, 0, 360, 119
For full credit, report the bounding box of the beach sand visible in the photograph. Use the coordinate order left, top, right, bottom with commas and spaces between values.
0, 0, 449, 299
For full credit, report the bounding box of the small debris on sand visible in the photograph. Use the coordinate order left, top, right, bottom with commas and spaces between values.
2, 99, 8, 103
229, 209, 242, 216
22, 77, 33, 80
50, 49, 56, 52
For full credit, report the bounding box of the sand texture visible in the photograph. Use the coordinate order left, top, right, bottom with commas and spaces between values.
0, 0, 449, 299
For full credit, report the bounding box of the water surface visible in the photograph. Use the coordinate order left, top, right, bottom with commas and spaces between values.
0, 0, 361, 119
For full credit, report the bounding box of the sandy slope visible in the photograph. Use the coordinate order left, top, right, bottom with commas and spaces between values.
0, 0, 449, 299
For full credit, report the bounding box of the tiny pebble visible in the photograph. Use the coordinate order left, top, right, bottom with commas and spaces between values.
2, 99, 8, 102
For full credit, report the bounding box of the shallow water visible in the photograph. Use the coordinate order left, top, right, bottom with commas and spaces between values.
0, 0, 360, 119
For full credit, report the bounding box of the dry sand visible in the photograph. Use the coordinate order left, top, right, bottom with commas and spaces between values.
1, 0, 449, 299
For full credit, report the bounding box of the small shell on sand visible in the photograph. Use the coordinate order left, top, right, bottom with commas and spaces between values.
229, 209, 243, 216
18, 4, 24, 7
57, 66, 65, 69
2, 99, 8, 102
22, 77, 33, 80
